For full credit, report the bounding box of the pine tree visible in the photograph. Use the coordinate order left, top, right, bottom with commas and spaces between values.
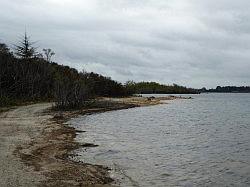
15, 32, 36, 59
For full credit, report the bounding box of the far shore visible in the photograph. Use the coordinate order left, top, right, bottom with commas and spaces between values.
0, 96, 190, 186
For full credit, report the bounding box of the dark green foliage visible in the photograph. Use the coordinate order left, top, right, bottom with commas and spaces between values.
125, 81, 199, 94
0, 40, 128, 108
0, 43, 55, 106
84, 72, 127, 97
0, 33, 200, 109
14, 32, 37, 59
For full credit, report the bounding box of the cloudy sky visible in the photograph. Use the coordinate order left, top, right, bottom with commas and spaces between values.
1, 0, 250, 88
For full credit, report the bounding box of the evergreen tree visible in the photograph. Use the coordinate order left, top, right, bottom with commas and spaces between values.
14, 32, 36, 59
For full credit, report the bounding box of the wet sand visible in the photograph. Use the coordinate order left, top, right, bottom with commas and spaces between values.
0, 96, 188, 186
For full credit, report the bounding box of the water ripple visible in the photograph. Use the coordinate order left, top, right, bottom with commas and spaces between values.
70, 93, 250, 187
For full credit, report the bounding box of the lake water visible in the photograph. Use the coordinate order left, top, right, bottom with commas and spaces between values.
69, 93, 250, 187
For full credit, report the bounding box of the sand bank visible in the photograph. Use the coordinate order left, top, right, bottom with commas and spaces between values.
0, 96, 189, 186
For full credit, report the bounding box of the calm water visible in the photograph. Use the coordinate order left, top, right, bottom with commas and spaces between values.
69, 93, 250, 187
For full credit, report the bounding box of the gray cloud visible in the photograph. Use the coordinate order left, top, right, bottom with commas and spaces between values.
0, 0, 250, 88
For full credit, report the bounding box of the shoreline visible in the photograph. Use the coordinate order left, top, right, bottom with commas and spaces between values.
0, 96, 190, 186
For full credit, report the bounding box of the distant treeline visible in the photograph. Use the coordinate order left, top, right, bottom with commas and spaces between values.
0, 33, 199, 109
200, 86, 250, 93
125, 81, 199, 94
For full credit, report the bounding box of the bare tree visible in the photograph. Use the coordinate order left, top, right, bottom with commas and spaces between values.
43, 48, 55, 62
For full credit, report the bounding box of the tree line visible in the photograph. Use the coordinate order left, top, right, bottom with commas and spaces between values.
200, 86, 250, 93
125, 81, 199, 94
0, 33, 128, 108
0, 33, 200, 109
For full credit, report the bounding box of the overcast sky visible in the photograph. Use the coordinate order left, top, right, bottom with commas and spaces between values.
1, 0, 250, 88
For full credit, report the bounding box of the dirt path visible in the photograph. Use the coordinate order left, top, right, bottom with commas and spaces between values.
0, 103, 52, 187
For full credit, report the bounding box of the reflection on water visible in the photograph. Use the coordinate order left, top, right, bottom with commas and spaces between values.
69, 93, 250, 187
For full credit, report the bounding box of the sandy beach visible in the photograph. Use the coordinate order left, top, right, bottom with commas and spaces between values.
0, 96, 187, 186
